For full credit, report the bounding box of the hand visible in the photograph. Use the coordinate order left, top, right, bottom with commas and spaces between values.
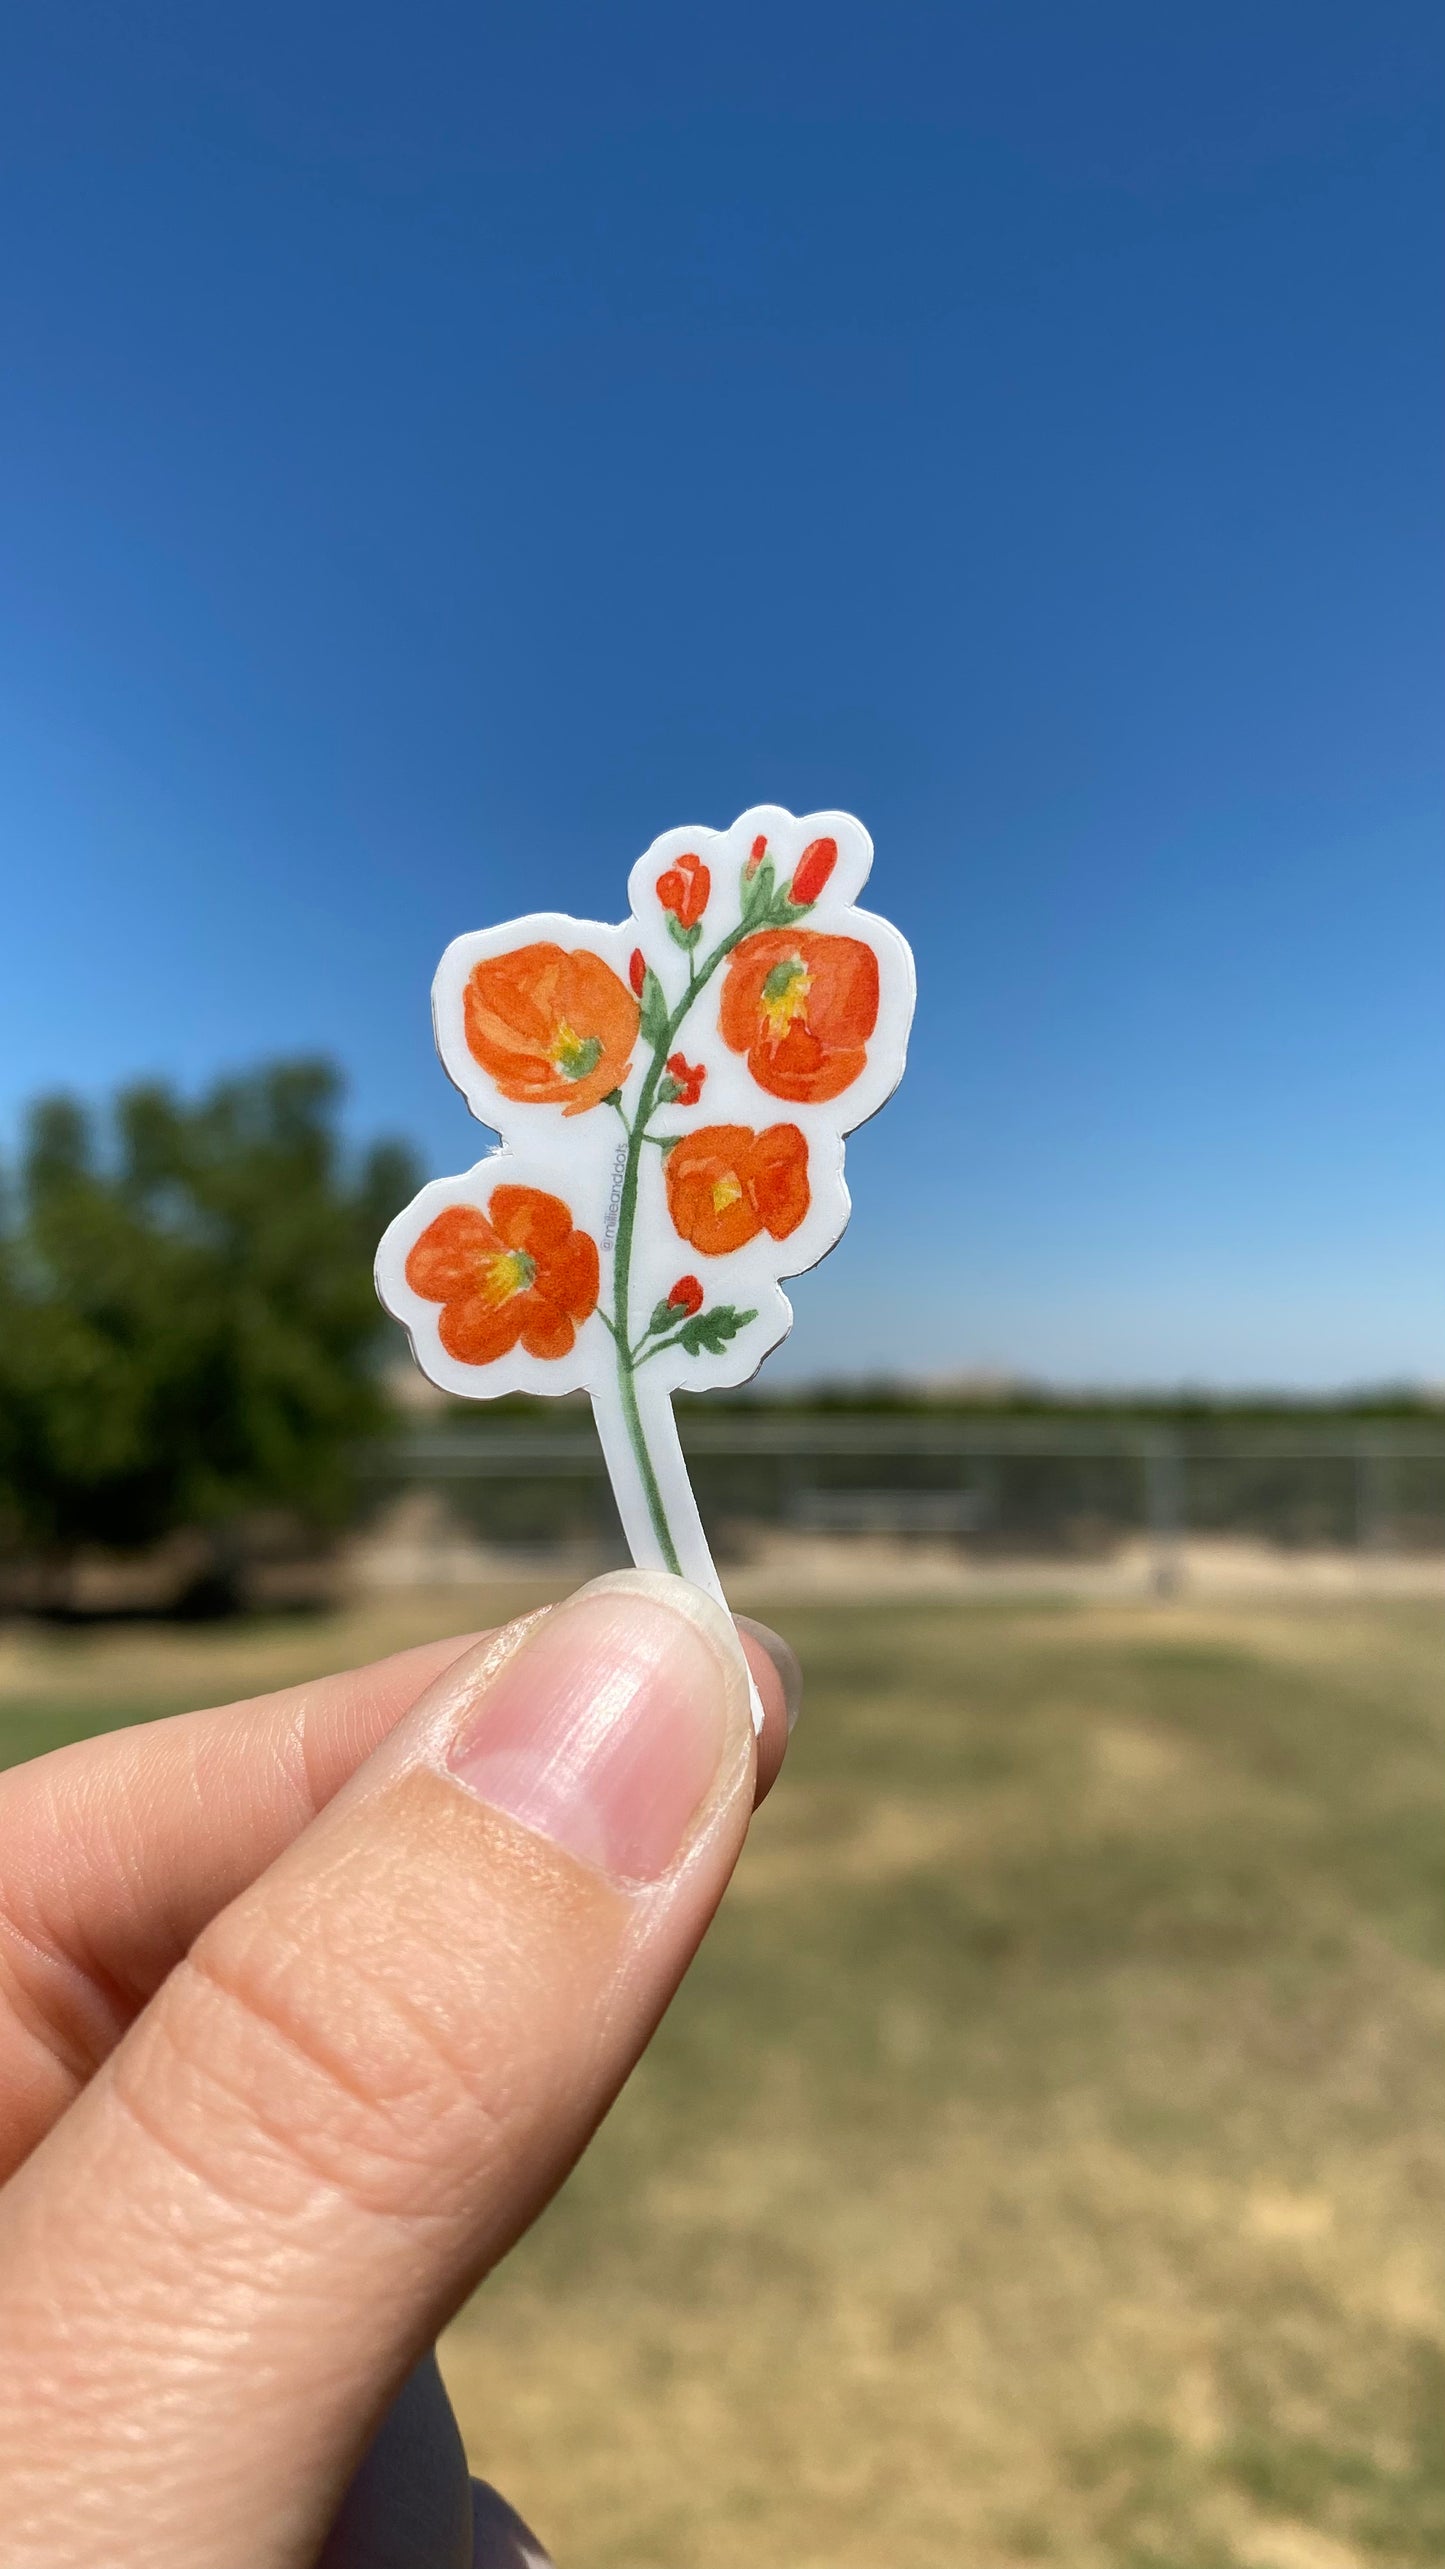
0, 1570, 799, 2567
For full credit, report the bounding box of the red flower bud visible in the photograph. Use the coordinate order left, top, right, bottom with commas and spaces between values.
665, 1052, 706, 1105
629, 946, 646, 995
667, 1274, 704, 1317
656, 849, 710, 928
789, 836, 838, 907
746, 834, 768, 878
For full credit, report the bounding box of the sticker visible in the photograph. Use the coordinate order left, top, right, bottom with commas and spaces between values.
376, 805, 917, 1699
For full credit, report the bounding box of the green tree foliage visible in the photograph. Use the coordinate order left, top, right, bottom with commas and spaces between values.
0, 1062, 419, 1572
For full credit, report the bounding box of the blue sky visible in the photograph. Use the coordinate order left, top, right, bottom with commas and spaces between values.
1, 1, 1440, 1387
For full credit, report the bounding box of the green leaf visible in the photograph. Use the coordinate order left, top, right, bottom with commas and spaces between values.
666, 916, 703, 951
638, 966, 670, 1048
646, 1297, 677, 1337
676, 1304, 757, 1357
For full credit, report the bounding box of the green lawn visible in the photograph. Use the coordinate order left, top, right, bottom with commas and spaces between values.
4, 1591, 1444, 2567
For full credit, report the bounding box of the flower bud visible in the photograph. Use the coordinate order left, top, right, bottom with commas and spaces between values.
789, 837, 837, 906
746, 834, 769, 879
667, 1274, 705, 1317
657, 851, 710, 928
665, 1051, 706, 1105
629, 946, 646, 995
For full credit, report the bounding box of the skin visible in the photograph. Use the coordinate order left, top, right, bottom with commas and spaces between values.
0, 1578, 795, 2568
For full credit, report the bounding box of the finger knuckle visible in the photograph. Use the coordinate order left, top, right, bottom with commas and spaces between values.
124, 1915, 518, 2228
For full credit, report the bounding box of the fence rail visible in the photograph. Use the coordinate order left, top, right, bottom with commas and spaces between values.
365, 1420, 1445, 1566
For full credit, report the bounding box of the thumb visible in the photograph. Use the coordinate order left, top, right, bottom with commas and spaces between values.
0, 1572, 760, 2569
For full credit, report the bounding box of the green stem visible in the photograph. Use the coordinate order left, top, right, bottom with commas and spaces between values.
628, 1308, 669, 1363
635, 1326, 691, 1369
611, 1040, 680, 1570
617, 1350, 681, 1570
660, 907, 758, 1047
609, 895, 779, 1573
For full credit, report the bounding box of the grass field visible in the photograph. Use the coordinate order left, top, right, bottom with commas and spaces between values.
3, 1589, 1444, 2568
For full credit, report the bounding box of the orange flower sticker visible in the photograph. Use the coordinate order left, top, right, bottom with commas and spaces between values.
383, 808, 914, 1618
405, 1186, 599, 1363
719, 929, 879, 1105
464, 942, 639, 1115
666, 1123, 810, 1257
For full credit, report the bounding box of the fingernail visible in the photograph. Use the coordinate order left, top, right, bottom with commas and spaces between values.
735, 1615, 804, 1733
446, 1570, 751, 1882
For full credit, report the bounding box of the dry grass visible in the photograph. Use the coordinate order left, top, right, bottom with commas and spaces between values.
3, 1590, 1444, 2566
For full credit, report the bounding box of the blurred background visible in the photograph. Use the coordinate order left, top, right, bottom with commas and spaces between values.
1, 6, 1442, 2564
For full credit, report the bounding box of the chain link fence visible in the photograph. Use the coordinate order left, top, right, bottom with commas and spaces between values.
362, 1415, 1445, 1582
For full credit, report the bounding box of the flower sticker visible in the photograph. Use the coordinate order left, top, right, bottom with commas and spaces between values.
720, 929, 879, 1103
462, 942, 640, 1114
405, 1188, 599, 1363
665, 1123, 810, 1256
377, 805, 916, 1632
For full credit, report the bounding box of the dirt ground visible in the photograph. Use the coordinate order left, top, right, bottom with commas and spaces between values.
345, 1495, 1445, 1605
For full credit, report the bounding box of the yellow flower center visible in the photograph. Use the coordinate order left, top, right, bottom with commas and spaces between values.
549, 1020, 604, 1081
759, 956, 810, 1044
479, 1249, 536, 1307
710, 1173, 744, 1216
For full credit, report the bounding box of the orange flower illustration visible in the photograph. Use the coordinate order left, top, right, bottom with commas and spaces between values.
720, 929, 879, 1105
666, 1123, 810, 1257
464, 943, 639, 1115
405, 1187, 599, 1363
664, 1051, 706, 1105
657, 848, 710, 929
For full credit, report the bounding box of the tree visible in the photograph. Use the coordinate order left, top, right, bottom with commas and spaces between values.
0, 1061, 420, 1601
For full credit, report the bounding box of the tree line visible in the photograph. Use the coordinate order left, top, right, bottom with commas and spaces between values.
0, 1061, 419, 1607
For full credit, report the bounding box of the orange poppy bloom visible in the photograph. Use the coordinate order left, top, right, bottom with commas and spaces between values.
666, 1123, 810, 1257
464, 943, 639, 1115
720, 929, 878, 1105
405, 1187, 599, 1364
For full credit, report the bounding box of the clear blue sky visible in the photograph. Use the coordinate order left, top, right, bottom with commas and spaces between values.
1, 2, 1440, 1388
